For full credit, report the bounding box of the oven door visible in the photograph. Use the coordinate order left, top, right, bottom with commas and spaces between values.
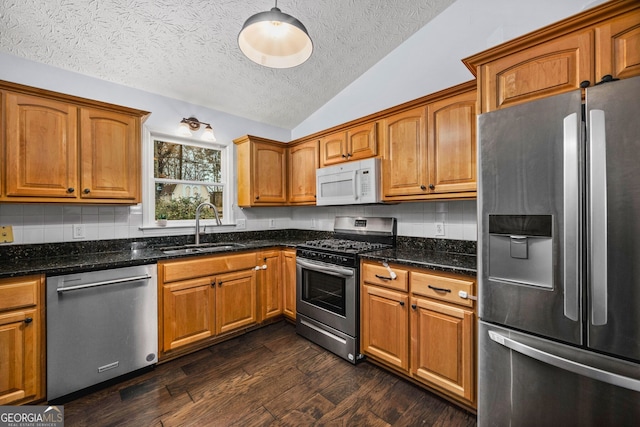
296, 257, 357, 336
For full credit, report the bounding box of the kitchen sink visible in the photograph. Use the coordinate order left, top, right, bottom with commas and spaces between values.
159, 242, 246, 255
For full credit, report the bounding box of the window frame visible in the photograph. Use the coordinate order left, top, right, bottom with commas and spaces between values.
142, 129, 234, 228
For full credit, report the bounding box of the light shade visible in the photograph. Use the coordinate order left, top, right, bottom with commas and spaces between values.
238, 6, 313, 69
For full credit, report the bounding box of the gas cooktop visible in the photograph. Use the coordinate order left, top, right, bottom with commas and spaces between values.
300, 239, 391, 254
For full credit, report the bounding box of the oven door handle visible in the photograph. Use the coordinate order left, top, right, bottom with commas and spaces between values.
296, 259, 354, 277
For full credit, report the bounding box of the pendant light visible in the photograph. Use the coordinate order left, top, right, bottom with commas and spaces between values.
238, 1, 313, 69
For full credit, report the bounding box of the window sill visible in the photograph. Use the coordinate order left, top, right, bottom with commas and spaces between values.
139, 223, 239, 231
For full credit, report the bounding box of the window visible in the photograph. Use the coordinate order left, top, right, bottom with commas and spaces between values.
145, 133, 232, 226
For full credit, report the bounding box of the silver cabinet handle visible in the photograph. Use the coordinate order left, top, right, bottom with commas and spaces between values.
57, 275, 152, 292
488, 331, 640, 392
589, 109, 608, 326
563, 112, 580, 321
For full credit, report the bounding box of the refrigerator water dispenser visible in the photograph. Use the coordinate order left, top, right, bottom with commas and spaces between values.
488, 215, 553, 288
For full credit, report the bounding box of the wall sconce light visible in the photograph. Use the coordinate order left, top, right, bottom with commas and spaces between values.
177, 117, 217, 142
238, 0, 313, 69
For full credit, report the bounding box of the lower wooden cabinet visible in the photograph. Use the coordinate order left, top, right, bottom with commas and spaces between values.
361, 284, 409, 371
0, 275, 45, 405
158, 252, 258, 359
281, 249, 297, 321
159, 248, 295, 360
216, 269, 257, 334
257, 250, 282, 322
360, 260, 477, 410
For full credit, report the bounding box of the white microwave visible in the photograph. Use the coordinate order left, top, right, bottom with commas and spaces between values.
316, 157, 381, 206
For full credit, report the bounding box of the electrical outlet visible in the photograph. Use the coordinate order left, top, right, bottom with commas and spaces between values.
73, 224, 85, 239
236, 219, 246, 230
0, 226, 14, 243
269, 219, 276, 229
435, 222, 445, 236
310, 219, 316, 229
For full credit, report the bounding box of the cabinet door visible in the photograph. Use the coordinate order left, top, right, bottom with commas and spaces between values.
282, 249, 297, 321
361, 284, 409, 372
595, 10, 640, 81
162, 277, 215, 351
253, 142, 287, 204
0, 308, 40, 405
5, 92, 78, 198
381, 107, 428, 199
80, 108, 140, 201
258, 250, 282, 321
346, 121, 378, 161
288, 140, 318, 204
411, 297, 474, 403
427, 89, 477, 194
216, 269, 257, 334
479, 31, 593, 113
320, 131, 347, 166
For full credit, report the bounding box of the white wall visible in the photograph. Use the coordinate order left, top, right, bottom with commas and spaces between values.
292, 0, 606, 138
0, 0, 604, 245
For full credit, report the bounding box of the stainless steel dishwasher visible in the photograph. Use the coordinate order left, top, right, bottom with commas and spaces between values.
46, 264, 158, 401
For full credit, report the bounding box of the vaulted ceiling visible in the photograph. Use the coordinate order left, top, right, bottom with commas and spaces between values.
0, 0, 455, 129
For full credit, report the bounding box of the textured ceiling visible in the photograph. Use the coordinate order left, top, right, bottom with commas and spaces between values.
0, 0, 455, 129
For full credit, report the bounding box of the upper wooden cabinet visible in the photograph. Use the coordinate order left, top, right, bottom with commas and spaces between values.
320, 121, 377, 167
463, 1, 640, 113
287, 139, 318, 205
381, 82, 477, 202
1, 81, 148, 203
235, 135, 287, 207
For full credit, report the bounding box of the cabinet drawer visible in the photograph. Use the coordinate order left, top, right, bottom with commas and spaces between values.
0, 276, 40, 312
411, 272, 475, 308
161, 252, 257, 283
361, 262, 408, 291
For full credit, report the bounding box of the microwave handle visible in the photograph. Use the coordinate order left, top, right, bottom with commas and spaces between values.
352, 171, 358, 200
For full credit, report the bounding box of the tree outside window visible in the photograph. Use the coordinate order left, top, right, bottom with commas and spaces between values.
153, 139, 224, 221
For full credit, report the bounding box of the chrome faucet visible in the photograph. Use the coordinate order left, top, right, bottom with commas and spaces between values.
195, 202, 222, 245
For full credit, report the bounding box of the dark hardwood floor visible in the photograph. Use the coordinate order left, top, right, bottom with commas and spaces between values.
61, 321, 477, 426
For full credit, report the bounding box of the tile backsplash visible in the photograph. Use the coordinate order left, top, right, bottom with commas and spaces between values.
0, 200, 477, 245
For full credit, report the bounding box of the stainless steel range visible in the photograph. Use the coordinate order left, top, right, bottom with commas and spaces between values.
296, 216, 396, 363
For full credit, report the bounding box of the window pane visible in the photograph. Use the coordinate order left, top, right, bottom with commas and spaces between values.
154, 140, 221, 182
155, 184, 224, 220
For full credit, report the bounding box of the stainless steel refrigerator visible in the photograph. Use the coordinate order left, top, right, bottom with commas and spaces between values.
478, 76, 640, 426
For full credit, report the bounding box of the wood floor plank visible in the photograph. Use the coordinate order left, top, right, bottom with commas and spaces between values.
59, 321, 477, 427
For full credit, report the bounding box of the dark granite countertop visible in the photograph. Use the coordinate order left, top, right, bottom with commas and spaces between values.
0, 231, 476, 279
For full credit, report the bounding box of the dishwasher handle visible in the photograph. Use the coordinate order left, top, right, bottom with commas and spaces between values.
57, 274, 152, 293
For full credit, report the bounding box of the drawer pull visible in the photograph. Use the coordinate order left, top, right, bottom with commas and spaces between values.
399, 301, 405, 306
375, 274, 394, 281
428, 285, 451, 293
24, 317, 33, 324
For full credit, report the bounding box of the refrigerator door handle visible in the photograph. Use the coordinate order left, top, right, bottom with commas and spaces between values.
563, 113, 580, 321
488, 331, 640, 392
589, 109, 608, 326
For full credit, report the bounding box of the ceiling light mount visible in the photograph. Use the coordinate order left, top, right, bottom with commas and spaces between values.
238, 0, 313, 69
177, 117, 216, 142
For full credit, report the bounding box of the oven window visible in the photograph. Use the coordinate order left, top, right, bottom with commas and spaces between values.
302, 270, 346, 316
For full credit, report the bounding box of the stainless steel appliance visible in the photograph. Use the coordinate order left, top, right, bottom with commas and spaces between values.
478, 76, 640, 426
46, 264, 158, 401
296, 216, 396, 363
316, 157, 381, 206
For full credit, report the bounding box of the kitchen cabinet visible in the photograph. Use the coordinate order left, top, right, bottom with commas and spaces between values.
319, 121, 377, 167
281, 249, 297, 321
158, 252, 258, 359
1, 81, 147, 203
287, 139, 318, 205
257, 250, 282, 322
0, 274, 45, 405
410, 271, 475, 403
463, 1, 640, 113
235, 135, 287, 207
381, 82, 476, 202
360, 260, 477, 410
